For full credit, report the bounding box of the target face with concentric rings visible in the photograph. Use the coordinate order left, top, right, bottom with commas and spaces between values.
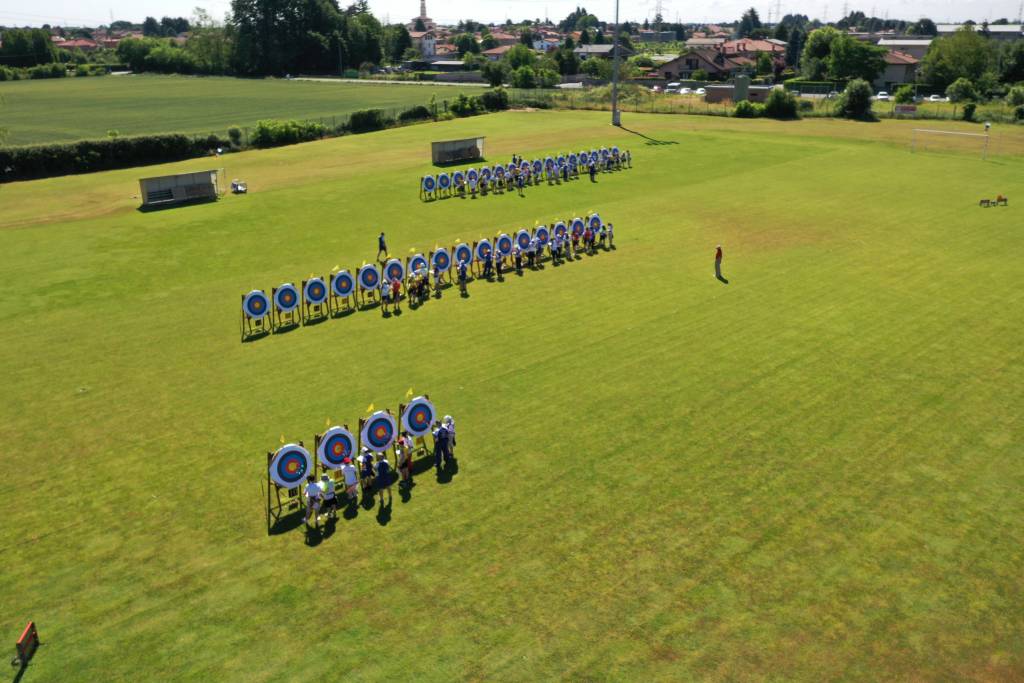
438, 173, 451, 190
612, 146, 620, 155
401, 396, 436, 438
516, 229, 532, 250
544, 157, 554, 169
467, 168, 478, 182
304, 278, 327, 304
554, 222, 567, 239
569, 153, 578, 166
358, 264, 380, 290
318, 426, 355, 469
495, 166, 505, 178
453, 170, 465, 185
475, 239, 492, 260
480, 167, 492, 181
506, 163, 516, 174
496, 234, 513, 255
331, 271, 355, 297
432, 248, 451, 272
361, 411, 397, 452
571, 218, 585, 236
589, 214, 602, 230
535, 226, 550, 245
454, 243, 473, 265
270, 443, 312, 489
243, 290, 270, 319
274, 283, 299, 313
422, 175, 436, 192
385, 258, 405, 282
557, 155, 566, 167
409, 254, 428, 273
532, 160, 542, 174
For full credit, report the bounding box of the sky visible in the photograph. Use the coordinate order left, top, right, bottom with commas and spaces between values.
0, 0, 1021, 28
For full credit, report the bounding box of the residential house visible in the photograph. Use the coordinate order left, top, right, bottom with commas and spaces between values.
636, 29, 676, 43
876, 38, 932, 60
409, 30, 436, 57
489, 31, 519, 46
532, 37, 561, 52
656, 49, 747, 79
876, 50, 919, 89
720, 39, 786, 59
482, 44, 514, 61
572, 44, 634, 60
936, 23, 1022, 41
685, 37, 726, 50
59, 38, 99, 51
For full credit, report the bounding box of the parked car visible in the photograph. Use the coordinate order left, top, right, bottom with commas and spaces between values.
651, 85, 662, 93
928, 94, 947, 102
680, 87, 692, 95
695, 87, 706, 95
665, 82, 681, 93
826, 90, 839, 99
875, 91, 890, 101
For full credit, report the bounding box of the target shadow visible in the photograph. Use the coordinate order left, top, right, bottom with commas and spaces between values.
268, 510, 304, 536
241, 329, 270, 344
272, 322, 300, 336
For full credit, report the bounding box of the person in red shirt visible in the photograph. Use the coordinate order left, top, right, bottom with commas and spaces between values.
390, 278, 402, 312
714, 245, 724, 281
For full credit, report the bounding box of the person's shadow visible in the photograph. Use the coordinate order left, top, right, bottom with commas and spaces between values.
376, 499, 392, 526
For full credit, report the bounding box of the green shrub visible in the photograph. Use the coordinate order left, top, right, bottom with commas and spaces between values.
0, 66, 19, 81
250, 119, 328, 147
27, 63, 66, 79
511, 66, 537, 89
346, 109, 392, 133
945, 77, 977, 103
798, 99, 814, 112
449, 93, 484, 116
398, 105, 432, 122
762, 89, 799, 119
1007, 86, 1024, 107
733, 100, 762, 118
481, 87, 509, 111
894, 85, 915, 104
836, 78, 875, 120
227, 126, 242, 147
1015, 104, 1024, 120
961, 102, 976, 121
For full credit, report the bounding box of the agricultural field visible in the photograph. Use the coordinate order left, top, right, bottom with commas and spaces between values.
1, 110, 1022, 681
0, 74, 482, 146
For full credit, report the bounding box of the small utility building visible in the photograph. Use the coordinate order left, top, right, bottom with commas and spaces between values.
139, 170, 220, 208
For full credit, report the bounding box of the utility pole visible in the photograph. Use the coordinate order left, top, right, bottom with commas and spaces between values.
611, 0, 621, 126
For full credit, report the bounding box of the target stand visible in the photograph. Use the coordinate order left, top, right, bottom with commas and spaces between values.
265, 442, 311, 535
240, 290, 271, 342
399, 394, 437, 463
271, 284, 301, 331
301, 277, 329, 324
329, 270, 356, 316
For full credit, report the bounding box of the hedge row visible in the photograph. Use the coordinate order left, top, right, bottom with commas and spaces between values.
0, 134, 229, 183
0, 63, 107, 81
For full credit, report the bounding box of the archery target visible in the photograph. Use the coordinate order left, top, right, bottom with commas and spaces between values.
409, 254, 428, 273
589, 214, 602, 230
422, 175, 436, 192
270, 443, 312, 489
452, 170, 465, 186
554, 222, 568, 239
557, 155, 566, 167
358, 264, 380, 290
535, 226, 550, 246
274, 283, 299, 313
571, 217, 585, 236
516, 229, 532, 250
467, 168, 479, 183
480, 167, 492, 182
544, 157, 554, 170
519, 160, 530, 173
495, 166, 505, 179
454, 243, 473, 265
401, 396, 436, 437
243, 290, 270, 319
304, 277, 327, 305
318, 426, 355, 469
579, 149, 588, 161
496, 233, 513, 256
361, 411, 397, 452
600, 148, 609, 160
612, 146, 620, 155
506, 162, 516, 174
331, 271, 355, 297
569, 153, 578, 167
475, 239, 493, 260
437, 173, 451, 190
432, 248, 451, 272
384, 258, 405, 282
532, 159, 542, 175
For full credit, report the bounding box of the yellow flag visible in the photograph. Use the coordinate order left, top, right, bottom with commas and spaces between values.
333, 264, 340, 272
453, 239, 460, 244
366, 403, 374, 414
325, 418, 331, 428
409, 247, 416, 253
534, 220, 539, 226
405, 387, 414, 398
279, 434, 285, 444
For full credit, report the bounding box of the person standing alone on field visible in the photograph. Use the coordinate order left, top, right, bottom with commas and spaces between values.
715, 244, 725, 281
377, 232, 387, 262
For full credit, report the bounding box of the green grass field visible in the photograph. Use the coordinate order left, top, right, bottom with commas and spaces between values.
0, 75, 481, 146
1, 111, 1022, 681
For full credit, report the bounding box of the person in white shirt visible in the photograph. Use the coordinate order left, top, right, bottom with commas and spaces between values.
304, 475, 322, 527
319, 473, 337, 520
341, 457, 359, 503
358, 448, 375, 492
397, 431, 414, 485
443, 415, 456, 458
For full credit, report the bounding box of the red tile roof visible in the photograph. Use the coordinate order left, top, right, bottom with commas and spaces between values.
884, 50, 919, 65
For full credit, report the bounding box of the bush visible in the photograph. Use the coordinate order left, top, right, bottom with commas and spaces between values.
1008, 86, 1024, 107
536, 68, 560, 88
836, 78, 875, 120
480, 87, 509, 111
511, 65, 537, 89
733, 100, 763, 118
227, 126, 242, 147
798, 99, 814, 112
894, 84, 915, 103
762, 89, 799, 119
27, 63, 66, 79
250, 119, 328, 147
0, 133, 205, 182
449, 94, 484, 117
398, 105, 432, 122
945, 77, 977, 103
346, 109, 392, 133
0, 66, 20, 81
961, 102, 977, 121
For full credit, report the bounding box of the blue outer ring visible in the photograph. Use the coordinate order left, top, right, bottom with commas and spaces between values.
409, 255, 428, 272
554, 222, 567, 238
454, 244, 473, 264
243, 290, 270, 319
475, 239, 493, 260
589, 214, 602, 230
332, 272, 354, 297
359, 265, 380, 290
496, 234, 513, 255
480, 167, 492, 181
438, 173, 451, 189
432, 249, 451, 272
274, 284, 299, 313
422, 175, 436, 191
385, 259, 405, 282
516, 230, 532, 249
304, 278, 327, 304
571, 218, 585, 235
535, 226, 550, 245
467, 168, 478, 182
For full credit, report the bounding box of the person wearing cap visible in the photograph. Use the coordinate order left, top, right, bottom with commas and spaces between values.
304, 475, 322, 527
431, 421, 448, 473
598, 224, 607, 250
715, 244, 724, 280
396, 430, 414, 485
606, 223, 614, 248
390, 277, 402, 312
458, 259, 469, 295
374, 453, 393, 505
341, 457, 359, 503
513, 246, 522, 274
358, 448, 375, 492
443, 415, 456, 460
320, 473, 337, 520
